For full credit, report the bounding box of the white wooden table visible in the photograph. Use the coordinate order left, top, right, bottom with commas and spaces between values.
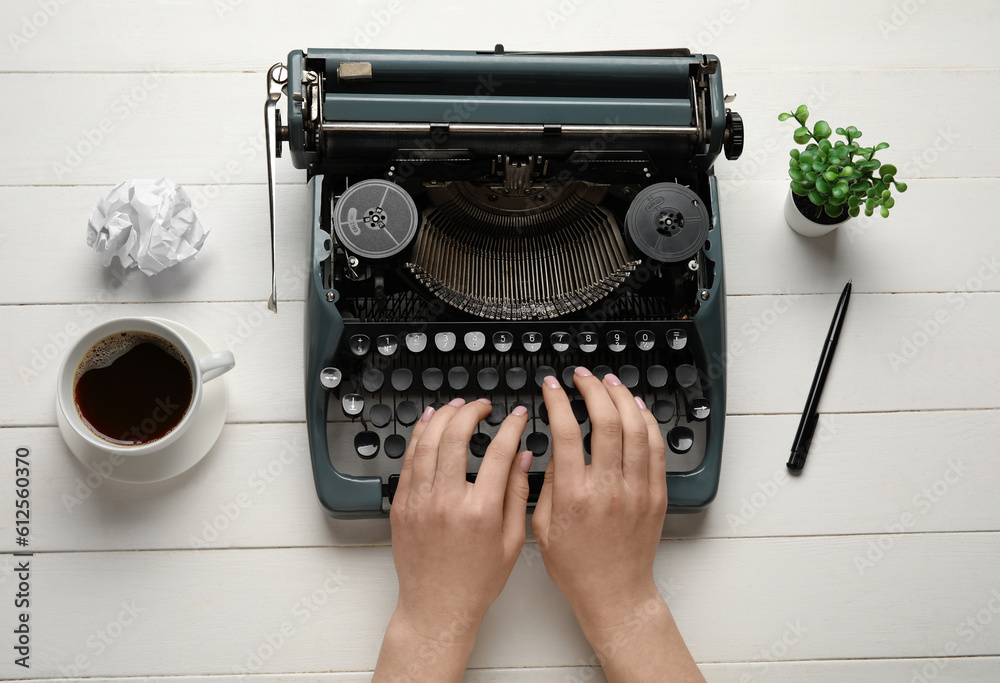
2, 1, 998, 680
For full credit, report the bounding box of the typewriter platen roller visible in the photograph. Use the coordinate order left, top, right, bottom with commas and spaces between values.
266, 47, 744, 518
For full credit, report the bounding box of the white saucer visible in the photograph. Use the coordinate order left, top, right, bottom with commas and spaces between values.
57, 317, 229, 483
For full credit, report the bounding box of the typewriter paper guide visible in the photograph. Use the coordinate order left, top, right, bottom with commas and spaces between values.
274, 48, 741, 518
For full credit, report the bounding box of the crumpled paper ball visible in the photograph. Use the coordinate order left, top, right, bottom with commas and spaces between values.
87, 178, 209, 276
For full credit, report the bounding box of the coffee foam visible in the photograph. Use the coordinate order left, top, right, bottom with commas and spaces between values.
74, 331, 190, 385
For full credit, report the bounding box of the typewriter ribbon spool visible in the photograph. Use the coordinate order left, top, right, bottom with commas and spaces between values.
333, 179, 419, 261
625, 183, 710, 264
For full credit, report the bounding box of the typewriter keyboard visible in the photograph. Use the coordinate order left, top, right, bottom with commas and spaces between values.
322, 321, 713, 503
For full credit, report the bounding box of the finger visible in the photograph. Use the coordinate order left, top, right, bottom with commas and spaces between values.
603, 373, 649, 486
531, 458, 554, 545
540, 374, 585, 490
436, 399, 493, 493
638, 398, 668, 502
573, 367, 623, 476
393, 405, 435, 510
410, 398, 466, 495
502, 450, 533, 551
475, 404, 530, 504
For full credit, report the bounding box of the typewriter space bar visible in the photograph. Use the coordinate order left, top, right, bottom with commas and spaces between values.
387, 472, 545, 505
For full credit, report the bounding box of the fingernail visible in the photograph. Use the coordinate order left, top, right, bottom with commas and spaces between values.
476, 398, 491, 405
634, 396, 647, 411
543, 375, 560, 389
519, 451, 533, 473
420, 406, 435, 422
512, 405, 528, 417
574, 366, 592, 377
448, 398, 466, 407
604, 373, 621, 386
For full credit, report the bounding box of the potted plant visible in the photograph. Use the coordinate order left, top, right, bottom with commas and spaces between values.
779, 105, 907, 236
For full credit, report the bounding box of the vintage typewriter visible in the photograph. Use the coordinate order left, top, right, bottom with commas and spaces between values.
264, 46, 744, 518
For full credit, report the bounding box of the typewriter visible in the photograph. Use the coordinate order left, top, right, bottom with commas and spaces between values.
265, 46, 744, 518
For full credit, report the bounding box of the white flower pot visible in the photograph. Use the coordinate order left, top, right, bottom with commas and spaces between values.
784, 189, 850, 237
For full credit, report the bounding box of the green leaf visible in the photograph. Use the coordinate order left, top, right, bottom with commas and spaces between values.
812, 161, 826, 173
790, 148, 800, 160
815, 177, 830, 194
819, 139, 833, 152
823, 170, 839, 183
895, 181, 908, 192
825, 203, 843, 218
835, 180, 850, 195
835, 127, 846, 136
880, 205, 889, 218
789, 168, 805, 182
790, 181, 808, 196
778, 112, 793, 121
882, 189, 891, 199
875, 142, 890, 151
805, 171, 818, 183
795, 104, 809, 123
884, 197, 895, 209
813, 120, 832, 139
793, 126, 811, 144
880, 164, 897, 176
866, 198, 875, 211
848, 206, 860, 217
864, 206, 874, 217
840, 166, 854, 177
808, 189, 825, 206
829, 193, 847, 205
881, 173, 895, 184
848, 195, 860, 208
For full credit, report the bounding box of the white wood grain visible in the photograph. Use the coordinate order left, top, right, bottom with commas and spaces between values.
3, 177, 999, 307
18, 656, 1000, 682
1, 534, 998, 679
2, 293, 998, 428
1, 0, 996, 73
0, 68, 988, 187
1, 408, 997, 554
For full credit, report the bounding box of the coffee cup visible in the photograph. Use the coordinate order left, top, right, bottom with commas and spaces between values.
56, 317, 235, 461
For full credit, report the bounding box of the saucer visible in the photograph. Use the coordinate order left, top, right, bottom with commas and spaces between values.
57, 317, 229, 483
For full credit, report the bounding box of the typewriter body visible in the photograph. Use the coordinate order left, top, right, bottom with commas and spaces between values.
266, 47, 744, 518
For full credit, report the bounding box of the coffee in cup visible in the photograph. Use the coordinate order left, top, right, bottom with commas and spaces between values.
74, 331, 194, 445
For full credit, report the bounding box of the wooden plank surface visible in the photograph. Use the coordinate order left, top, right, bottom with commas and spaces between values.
1, 534, 998, 679
2, 177, 999, 306
1, 407, 997, 553
2, 292, 998, 429
2, 0, 997, 73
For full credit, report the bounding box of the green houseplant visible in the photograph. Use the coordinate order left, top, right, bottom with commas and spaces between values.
779, 104, 907, 236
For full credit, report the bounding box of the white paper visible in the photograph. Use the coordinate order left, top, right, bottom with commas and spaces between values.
86, 178, 209, 276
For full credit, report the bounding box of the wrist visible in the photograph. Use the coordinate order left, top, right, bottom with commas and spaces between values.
571, 581, 667, 642
389, 603, 484, 650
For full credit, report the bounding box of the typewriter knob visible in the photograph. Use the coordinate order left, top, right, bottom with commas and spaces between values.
333, 179, 419, 261
724, 110, 744, 161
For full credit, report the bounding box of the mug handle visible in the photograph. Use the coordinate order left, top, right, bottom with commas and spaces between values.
199, 350, 236, 383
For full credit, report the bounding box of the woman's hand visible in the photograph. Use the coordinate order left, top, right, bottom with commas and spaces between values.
374, 398, 532, 683
532, 368, 704, 683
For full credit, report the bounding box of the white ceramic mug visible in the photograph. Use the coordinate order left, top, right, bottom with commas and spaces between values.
56, 317, 235, 461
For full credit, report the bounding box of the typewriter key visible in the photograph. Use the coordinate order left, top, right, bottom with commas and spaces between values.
448, 367, 469, 391
464, 331, 486, 352
522, 332, 542, 353
370, 403, 392, 428
396, 401, 419, 426
493, 331, 513, 352
652, 400, 675, 424
668, 426, 695, 455
690, 398, 711, 421
647, 365, 669, 388
577, 332, 597, 353
606, 330, 627, 352
343, 394, 364, 418
362, 369, 384, 393
675, 364, 699, 388
666, 329, 688, 350
619, 365, 640, 389
377, 334, 399, 356
349, 334, 371, 357
391, 368, 413, 392
470, 433, 491, 458
385, 434, 406, 459
635, 330, 655, 351
320, 367, 342, 389
477, 367, 500, 392
405, 332, 427, 353
534, 366, 556, 388
354, 431, 380, 459
435, 332, 457, 352
550, 332, 570, 352
526, 432, 549, 456
505, 367, 528, 391
421, 367, 444, 392
593, 365, 612, 381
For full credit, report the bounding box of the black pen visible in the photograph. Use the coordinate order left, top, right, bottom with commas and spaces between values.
787, 280, 852, 471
